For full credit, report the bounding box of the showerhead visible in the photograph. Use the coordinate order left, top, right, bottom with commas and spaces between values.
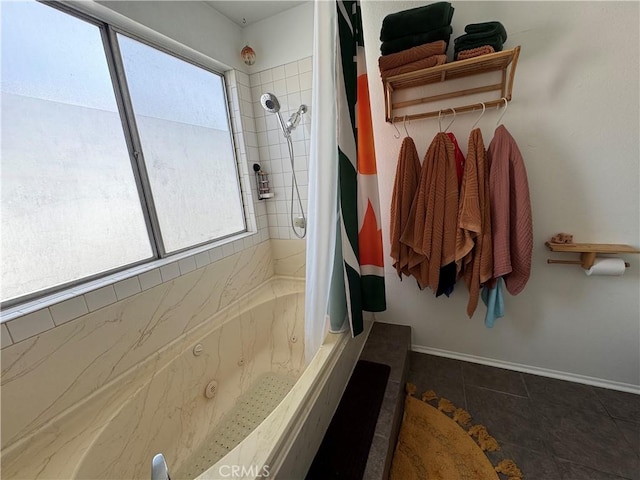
261, 92, 306, 138
260, 93, 280, 113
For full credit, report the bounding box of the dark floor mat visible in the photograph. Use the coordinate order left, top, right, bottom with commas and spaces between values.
306, 359, 391, 480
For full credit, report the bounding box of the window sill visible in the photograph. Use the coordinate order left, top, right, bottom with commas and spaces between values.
0, 229, 264, 326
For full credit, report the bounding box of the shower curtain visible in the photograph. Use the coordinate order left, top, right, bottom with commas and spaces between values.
306, 0, 338, 363
335, 0, 386, 336
306, 0, 386, 363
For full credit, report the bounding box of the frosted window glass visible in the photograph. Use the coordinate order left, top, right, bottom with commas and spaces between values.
118, 34, 246, 253
1, 2, 153, 303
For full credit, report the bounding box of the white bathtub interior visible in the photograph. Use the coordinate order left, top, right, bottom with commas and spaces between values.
70, 276, 306, 480
176, 372, 296, 478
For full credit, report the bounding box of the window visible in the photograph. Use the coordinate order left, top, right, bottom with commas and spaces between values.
0, 1, 246, 306
117, 34, 245, 253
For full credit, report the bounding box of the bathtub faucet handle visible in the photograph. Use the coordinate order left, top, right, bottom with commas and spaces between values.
152, 453, 171, 480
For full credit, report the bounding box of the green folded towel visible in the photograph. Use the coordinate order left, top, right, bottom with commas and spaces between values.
380, 2, 454, 42
381, 26, 452, 55
464, 21, 507, 42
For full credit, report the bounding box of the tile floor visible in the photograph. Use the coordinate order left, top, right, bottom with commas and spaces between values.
408, 352, 640, 480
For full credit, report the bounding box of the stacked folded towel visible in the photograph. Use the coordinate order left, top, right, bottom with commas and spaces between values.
378, 40, 448, 80
454, 21, 507, 60
457, 45, 495, 60
380, 2, 454, 56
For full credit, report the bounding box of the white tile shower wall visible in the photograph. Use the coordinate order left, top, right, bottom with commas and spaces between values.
0, 69, 269, 348
250, 56, 312, 240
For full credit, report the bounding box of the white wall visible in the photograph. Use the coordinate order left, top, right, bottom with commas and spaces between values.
242, 2, 314, 73
361, 1, 640, 387
95, 2, 315, 74
95, 0, 246, 72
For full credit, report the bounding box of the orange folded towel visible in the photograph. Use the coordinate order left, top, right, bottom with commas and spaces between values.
456, 45, 495, 60
390, 137, 422, 278
378, 40, 447, 72
380, 55, 447, 79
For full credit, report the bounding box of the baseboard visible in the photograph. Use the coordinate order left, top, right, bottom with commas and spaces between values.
411, 345, 640, 395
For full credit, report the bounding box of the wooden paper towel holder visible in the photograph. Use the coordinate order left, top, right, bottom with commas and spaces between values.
545, 240, 639, 269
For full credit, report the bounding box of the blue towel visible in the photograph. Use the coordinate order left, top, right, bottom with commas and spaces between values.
481, 278, 505, 328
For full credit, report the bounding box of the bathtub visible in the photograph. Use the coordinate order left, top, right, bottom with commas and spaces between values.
1, 276, 370, 479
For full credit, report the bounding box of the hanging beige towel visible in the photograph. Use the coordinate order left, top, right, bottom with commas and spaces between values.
487, 125, 533, 295
390, 137, 422, 278
456, 128, 493, 316
401, 132, 458, 291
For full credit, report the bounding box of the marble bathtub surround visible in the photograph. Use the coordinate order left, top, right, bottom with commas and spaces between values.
1, 275, 305, 479
1, 241, 274, 452
272, 238, 306, 277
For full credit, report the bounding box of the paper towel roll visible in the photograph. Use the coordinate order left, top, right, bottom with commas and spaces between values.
584, 258, 626, 276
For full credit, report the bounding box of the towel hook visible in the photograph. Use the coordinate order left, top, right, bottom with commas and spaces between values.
391, 118, 401, 139
496, 97, 508, 126
439, 108, 456, 133
403, 115, 410, 137
471, 102, 486, 129
443, 107, 456, 133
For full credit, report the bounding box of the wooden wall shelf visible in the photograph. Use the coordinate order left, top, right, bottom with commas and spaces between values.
383, 46, 521, 123
545, 242, 640, 269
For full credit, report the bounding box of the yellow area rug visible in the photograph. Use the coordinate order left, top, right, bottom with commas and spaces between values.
390, 384, 524, 480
